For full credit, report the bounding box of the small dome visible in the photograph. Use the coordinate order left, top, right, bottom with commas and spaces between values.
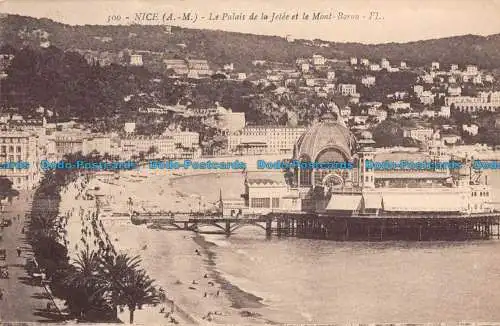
294, 120, 356, 162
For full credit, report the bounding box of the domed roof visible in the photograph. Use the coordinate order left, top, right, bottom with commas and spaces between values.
295, 120, 356, 161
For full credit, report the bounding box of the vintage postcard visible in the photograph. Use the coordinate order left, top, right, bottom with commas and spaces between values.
0, 0, 500, 324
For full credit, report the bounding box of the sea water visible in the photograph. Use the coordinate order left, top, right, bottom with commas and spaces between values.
175, 171, 500, 323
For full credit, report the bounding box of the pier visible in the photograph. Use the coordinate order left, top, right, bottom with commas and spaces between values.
129, 211, 500, 241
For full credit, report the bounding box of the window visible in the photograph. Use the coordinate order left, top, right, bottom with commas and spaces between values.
250, 198, 270, 208
16, 146, 21, 153
8, 146, 13, 152
272, 198, 280, 208
299, 168, 311, 186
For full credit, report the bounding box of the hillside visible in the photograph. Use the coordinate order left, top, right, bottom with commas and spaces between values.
1, 14, 500, 69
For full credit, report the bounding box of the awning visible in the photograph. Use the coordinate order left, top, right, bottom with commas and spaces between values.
375, 171, 450, 179
363, 193, 382, 209
381, 193, 467, 212
246, 172, 287, 186
326, 195, 362, 211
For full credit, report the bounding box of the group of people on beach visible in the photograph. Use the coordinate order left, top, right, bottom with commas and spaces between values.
158, 288, 178, 324
195, 249, 224, 321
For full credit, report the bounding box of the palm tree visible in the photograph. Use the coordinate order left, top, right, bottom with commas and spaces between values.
29, 214, 61, 241
99, 253, 142, 316
64, 249, 107, 319
99, 253, 160, 323
67, 249, 102, 286
118, 268, 160, 324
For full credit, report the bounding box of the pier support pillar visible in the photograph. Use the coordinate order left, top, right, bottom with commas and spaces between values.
344, 220, 349, 241
265, 219, 272, 238
497, 217, 499, 239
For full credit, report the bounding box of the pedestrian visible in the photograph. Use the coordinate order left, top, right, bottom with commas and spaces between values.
16, 247, 21, 257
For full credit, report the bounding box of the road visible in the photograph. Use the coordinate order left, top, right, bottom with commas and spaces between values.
0, 190, 62, 322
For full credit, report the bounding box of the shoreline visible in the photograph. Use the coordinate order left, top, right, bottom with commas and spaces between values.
192, 234, 267, 311
101, 220, 279, 325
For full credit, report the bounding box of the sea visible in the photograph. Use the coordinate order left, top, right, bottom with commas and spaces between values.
173, 171, 500, 324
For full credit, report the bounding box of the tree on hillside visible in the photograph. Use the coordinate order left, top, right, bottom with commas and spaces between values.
372, 120, 405, 147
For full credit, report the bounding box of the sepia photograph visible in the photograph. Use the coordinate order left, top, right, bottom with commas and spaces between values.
1, 0, 500, 324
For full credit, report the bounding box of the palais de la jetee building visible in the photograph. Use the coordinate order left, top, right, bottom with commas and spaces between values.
242, 114, 496, 239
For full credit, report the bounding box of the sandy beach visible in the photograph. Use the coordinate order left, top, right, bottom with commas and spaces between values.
58, 167, 275, 325
103, 221, 274, 325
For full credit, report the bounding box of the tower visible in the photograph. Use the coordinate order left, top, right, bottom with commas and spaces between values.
218, 188, 223, 214
456, 157, 471, 187
358, 147, 375, 189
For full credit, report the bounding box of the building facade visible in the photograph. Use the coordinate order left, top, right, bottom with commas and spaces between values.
0, 132, 40, 190
228, 126, 307, 155
337, 84, 357, 96
445, 92, 500, 112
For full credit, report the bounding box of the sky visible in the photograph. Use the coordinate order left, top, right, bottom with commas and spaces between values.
1, 0, 500, 44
